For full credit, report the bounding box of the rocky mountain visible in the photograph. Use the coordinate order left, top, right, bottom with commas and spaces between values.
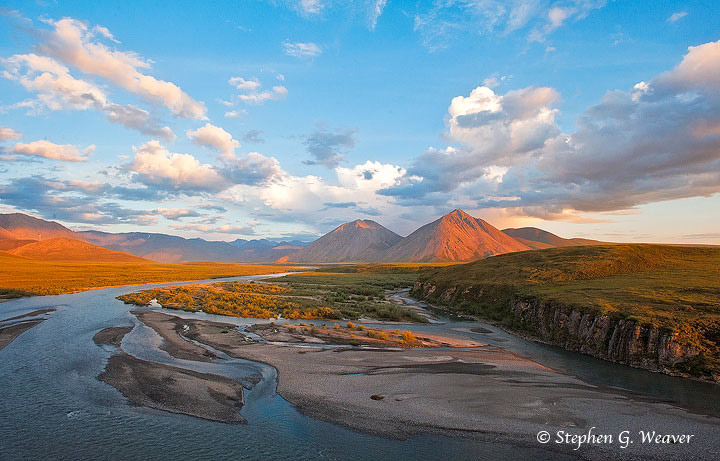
287, 220, 402, 263
382, 209, 531, 263
502, 227, 601, 249
7, 238, 150, 262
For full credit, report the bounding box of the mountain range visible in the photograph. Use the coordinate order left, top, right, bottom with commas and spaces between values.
0, 210, 608, 264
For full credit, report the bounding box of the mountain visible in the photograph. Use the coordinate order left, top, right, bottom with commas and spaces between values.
229, 238, 305, 261
7, 238, 150, 262
383, 209, 531, 263
78, 231, 302, 263
502, 227, 602, 249
0, 239, 37, 251
287, 219, 402, 263
0, 213, 77, 240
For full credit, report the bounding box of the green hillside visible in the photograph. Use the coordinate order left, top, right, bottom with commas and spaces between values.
415, 244, 720, 378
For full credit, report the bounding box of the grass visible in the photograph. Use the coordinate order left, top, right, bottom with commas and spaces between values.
0, 252, 296, 296
118, 264, 436, 322
415, 244, 720, 377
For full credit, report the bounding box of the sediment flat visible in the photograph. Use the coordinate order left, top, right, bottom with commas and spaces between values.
98, 353, 247, 423
93, 326, 134, 347
0, 308, 56, 351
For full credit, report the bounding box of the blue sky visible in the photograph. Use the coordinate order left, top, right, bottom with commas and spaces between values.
0, 0, 719, 243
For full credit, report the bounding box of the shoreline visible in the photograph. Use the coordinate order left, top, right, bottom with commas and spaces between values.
93, 325, 252, 424
127, 309, 720, 459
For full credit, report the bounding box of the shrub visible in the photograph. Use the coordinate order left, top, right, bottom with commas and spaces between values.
401, 330, 416, 342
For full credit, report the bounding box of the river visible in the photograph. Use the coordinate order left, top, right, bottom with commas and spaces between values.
0, 275, 717, 460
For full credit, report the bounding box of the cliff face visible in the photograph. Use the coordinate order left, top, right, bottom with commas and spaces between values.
412, 280, 703, 378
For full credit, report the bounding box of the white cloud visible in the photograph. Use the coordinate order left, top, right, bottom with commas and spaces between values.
228, 76, 261, 91
103, 103, 176, 141
382, 39, 720, 221
238, 86, 288, 105
187, 123, 240, 158
369, 0, 387, 29
667, 11, 688, 22
3, 53, 107, 111
128, 140, 227, 192
225, 109, 247, 118
298, 0, 324, 15
283, 41, 322, 58
0, 127, 21, 142
37, 18, 206, 119
2, 54, 175, 141
10, 140, 94, 162
415, 0, 606, 49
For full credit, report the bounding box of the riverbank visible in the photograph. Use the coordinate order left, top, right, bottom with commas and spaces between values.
127, 309, 720, 459
93, 325, 252, 423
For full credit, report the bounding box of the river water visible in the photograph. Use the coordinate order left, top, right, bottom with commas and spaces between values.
0, 275, 717, 460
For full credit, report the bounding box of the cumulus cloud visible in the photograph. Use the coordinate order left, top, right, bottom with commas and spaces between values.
36, 18, 206, 119
283, 41, 322, 58
103, 103, 176, 141
238, 86, 288, 105
302, 128, 356, 168
220, 152, 285, 185
128, 140, 228, 192
127, 140, 285, 193
383, 39, 720, 220
9, 140, 95, 162
2, 54, 176, 140
0, 127, 21, 142
228, 76, 261, 91
187, 123, 240, 158
2, 53, 107, 111
0, 176, 154, 225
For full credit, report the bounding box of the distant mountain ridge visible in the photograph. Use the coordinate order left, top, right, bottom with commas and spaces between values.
502, 227, 602, 249
287, 220, 402, 263
79, 231, 304, 263
0, 211, 617, 264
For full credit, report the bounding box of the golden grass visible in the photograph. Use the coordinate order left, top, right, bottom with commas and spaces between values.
0, 252, 296, 297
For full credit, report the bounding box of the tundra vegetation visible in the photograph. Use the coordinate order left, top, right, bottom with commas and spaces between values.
414, 244, 720, 378
117, 264, 440, 322
0, 252, 294, 297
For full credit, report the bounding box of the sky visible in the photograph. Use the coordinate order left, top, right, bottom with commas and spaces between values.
0, 0, 719, 244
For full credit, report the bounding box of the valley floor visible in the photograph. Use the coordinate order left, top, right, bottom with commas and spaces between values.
119, 306, 720, 460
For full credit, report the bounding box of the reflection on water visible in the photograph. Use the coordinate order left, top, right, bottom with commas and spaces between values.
0, 275, 716, 459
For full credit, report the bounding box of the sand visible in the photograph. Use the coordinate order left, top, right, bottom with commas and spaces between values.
124, 310, 720, 459
93, 324, 249, 423
0, 308, 56, 351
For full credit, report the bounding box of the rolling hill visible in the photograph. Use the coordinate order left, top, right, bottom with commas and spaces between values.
412, 244, 720, 382
7, 238, 151, 262
382, 209, 530, 262
502, 227, 601, 249
0, 213, 78, 240
287, 220, 402, 263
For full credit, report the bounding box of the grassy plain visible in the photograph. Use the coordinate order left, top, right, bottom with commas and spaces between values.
118, 264, 444, 322
0, 252, 295, 297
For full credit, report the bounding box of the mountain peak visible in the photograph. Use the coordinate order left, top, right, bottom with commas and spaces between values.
289, 219, 401, 262
334, 219, 379, 232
